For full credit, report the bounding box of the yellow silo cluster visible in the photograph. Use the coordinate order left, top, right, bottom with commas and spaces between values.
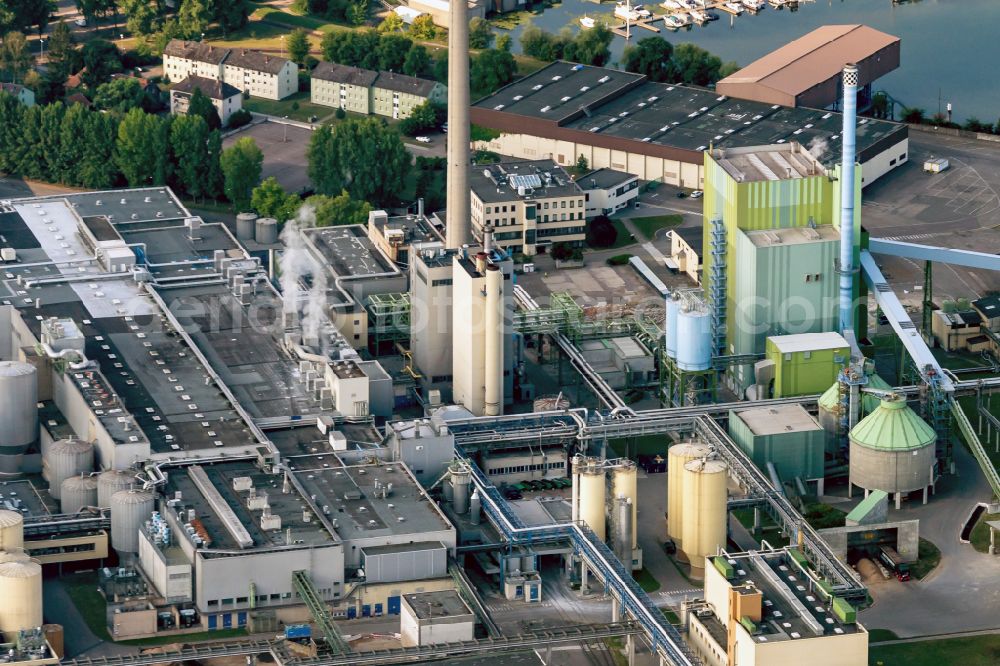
667, 442, 729, 579
0, 509, 43, 641
571, 456, 641, 568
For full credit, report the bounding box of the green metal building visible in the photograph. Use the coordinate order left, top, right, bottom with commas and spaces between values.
765, 332, 849, 398
728, 403, 826, 484
702, 143, 863, 394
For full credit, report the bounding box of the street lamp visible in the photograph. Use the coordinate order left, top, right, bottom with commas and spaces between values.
39, 39, 44, 62
283, 116, 289, 143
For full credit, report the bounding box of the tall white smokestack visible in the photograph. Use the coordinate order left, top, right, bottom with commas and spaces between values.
838, 63, 859, 334
446, 0, 471, 249
483, 263, 503, 416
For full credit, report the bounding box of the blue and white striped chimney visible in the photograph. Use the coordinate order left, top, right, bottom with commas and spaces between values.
839, 63, 859, 334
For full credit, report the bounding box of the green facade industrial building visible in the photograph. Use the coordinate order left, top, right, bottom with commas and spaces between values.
729, 403, 826, 484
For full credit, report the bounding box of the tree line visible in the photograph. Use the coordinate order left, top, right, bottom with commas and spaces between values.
520, 24, 614, 67
621, 37, 738, 87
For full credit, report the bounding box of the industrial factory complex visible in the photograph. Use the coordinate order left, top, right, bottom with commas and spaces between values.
0, 13, 999, 666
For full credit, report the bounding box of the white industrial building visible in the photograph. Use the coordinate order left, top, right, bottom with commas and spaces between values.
399, 590, 475, 647
580, 168, 640, 217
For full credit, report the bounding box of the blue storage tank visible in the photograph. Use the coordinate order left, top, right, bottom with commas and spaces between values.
676, 306, 713, 371
665, 293, 680, 360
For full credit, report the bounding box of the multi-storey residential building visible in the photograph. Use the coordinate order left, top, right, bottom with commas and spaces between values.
469, 160, 586, 256
170, 76, 242, 126
0, 82, 35, 106
310, 62, 378, 114
163, 40, 298, 101
309, 61, 446, 120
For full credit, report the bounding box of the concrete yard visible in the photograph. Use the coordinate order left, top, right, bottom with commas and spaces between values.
223, 121, 314, 195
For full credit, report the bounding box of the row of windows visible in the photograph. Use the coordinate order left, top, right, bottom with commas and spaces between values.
541, 212, 583, 222
537, 226, 585, 238
488, 461, 564, 475
431, 278, 452, 287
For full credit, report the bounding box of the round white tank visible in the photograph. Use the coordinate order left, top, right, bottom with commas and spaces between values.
0, 361, 38, 475
667, 441, 711, 545
612, 461, 638, 550
61, 474, 98, 514
110, 490, 154, 554
44, 439, 94, 500
675, 308, 713, 371
0, 509, 24, 552
0, 550, 30, 565
236, 212, 258, 240
450, 464, 471, 514
255, 217, 278, 244
664, 293, 680, 360
97, 469, 135, 507
0, 559, 43, 635
680, 457, 728, 577
576, 458, 606, 540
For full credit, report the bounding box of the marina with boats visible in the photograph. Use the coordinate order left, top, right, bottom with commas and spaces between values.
579, 0, 803, 37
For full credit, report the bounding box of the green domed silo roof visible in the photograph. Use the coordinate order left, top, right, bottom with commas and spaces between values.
818, 382, 840, 411
850, 394, 936, 451
818, 374, 892, 415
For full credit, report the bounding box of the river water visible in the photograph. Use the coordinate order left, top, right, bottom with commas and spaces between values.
502, 0, 998, 123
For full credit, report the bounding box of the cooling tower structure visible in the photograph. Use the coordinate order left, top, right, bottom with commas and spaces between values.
0, 509, 24, 552
849, 394, 937, 508
445, 0, 471, 249
0, 558, 43, 639
97, 469, 136, 507
484, 264, 504, 417
450, 463, 471, 514
44, 439, 94, 501
572, 456, 606, 541
667, 441, 711, 549
61, 474, 98, 514
110, 489, 155, 555
611, 461, 638, 552
0, 361, 38, 476
680, 457, 728, 579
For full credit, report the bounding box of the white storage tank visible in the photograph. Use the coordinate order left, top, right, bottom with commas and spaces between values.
0, 550, 30, 565
0, 559, 43, 636
574, 457, 606, 541
110, 489, 154, 554
450, 464, 471, 514
664, 293, 680, 360
61, 474, 98, 514
0, 509, 24, 552
44, 439, 94, 500
236, 212, 258, 241
680, 457, 728, 578
97, 469, 135, 507
0, 361, 38, 475
667, 441, 711, 546
675, 306, 713, 371
255, 217, 278, 244
611, 461, 638, 551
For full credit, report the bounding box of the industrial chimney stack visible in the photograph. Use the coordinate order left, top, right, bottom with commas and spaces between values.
838, 63, 859, 334
446, 0, 471, 249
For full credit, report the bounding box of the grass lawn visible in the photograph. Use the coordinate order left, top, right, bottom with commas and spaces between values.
660, 608, 680, 624
732, 507, 789, 546
630, 214, 683, 241
120, 628, 248, 646
803, 503, 847, 530
970, 511, 1000, 553
632, 568, 661, 593
606, 219, 636, 249
867, 628, 900, 643
64, 574, 111, 641
244, 92, 333, 122
909, 538, 941, 579
869, 635, 1000, 666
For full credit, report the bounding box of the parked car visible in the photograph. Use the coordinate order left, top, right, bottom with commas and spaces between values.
74, 18, 87, 26
690, 190, 703, 199
415, 136, 432, 143
503, 487, 522, 500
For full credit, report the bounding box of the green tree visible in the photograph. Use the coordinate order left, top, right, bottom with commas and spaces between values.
286, 28, 309, 64
220, 136, 263, 209
121, 0, 159, 37
402, 44, 429, 77
1, 31, 32, 83
37, 101, 65, 181
205, 128, 224, 199
80, 39, 122, 87
251, 176, 301, 222
622, 37, 672, 82
668, 43, 723, 86
586, 214, 617, 248
78, 111, 120, 188
520, 26, 561, 61
376, 33, 412, 72
55, 102, 88, 184
408, 14, 436, 40
564, 24, 611, 66
307, 191, 372, 227
345, 0, 366, 26
11, 0, 54, 36
94, 77, 146, 113
377, 12, 403, 34
76, 0, 116, 27
468, 17, 493, 50
471, 48, 515, 95
901, 107, 924, 124
170, 114, 211, 199
46, 20, 75, 76
0, 91, 25, 173
398, 99, 439, 136
187, 86, 222, 130
211, 0, 248, 37
15, 104, 45, 179
177, 0, 209, 39
33, 65, 65, 104
116, 108, 170, 186
307, 117, 409, 205
496, 33, 511, 52
575, 154, 589, 174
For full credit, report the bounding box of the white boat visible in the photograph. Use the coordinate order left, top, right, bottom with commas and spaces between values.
678, 0, 700, 8
742, 0, 766, 10
661, 0, 683, 8
767, 0, 786, 6
580, 14, 596, 28
723, 1, 744, 13
634, 4, 652, 18
689, 8, 709, 23
614, 1, 641, 20
664, 13, 690, 28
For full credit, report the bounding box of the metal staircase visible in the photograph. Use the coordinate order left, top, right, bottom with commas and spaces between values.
291, 570, 350, 655
708, 218, 727, 356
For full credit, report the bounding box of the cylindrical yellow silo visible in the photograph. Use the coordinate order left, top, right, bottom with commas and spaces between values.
0, 509, 24, 552
0, 559, 43, 637
484, 264, 504, 417
681, 457, 728, 579
612, 461, 638, 550
667, 441, 711, 547
576, 457, 606, 540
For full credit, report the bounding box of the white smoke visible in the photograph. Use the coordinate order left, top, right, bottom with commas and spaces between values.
808, 136, 829, 160
279, 204, 328, 346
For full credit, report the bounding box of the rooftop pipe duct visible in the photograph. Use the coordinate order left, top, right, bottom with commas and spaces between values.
839, 63, 859, 334
445, 0, 471, 249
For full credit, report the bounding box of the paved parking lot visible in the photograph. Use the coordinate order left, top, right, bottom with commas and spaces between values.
224, 121, 314, 195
